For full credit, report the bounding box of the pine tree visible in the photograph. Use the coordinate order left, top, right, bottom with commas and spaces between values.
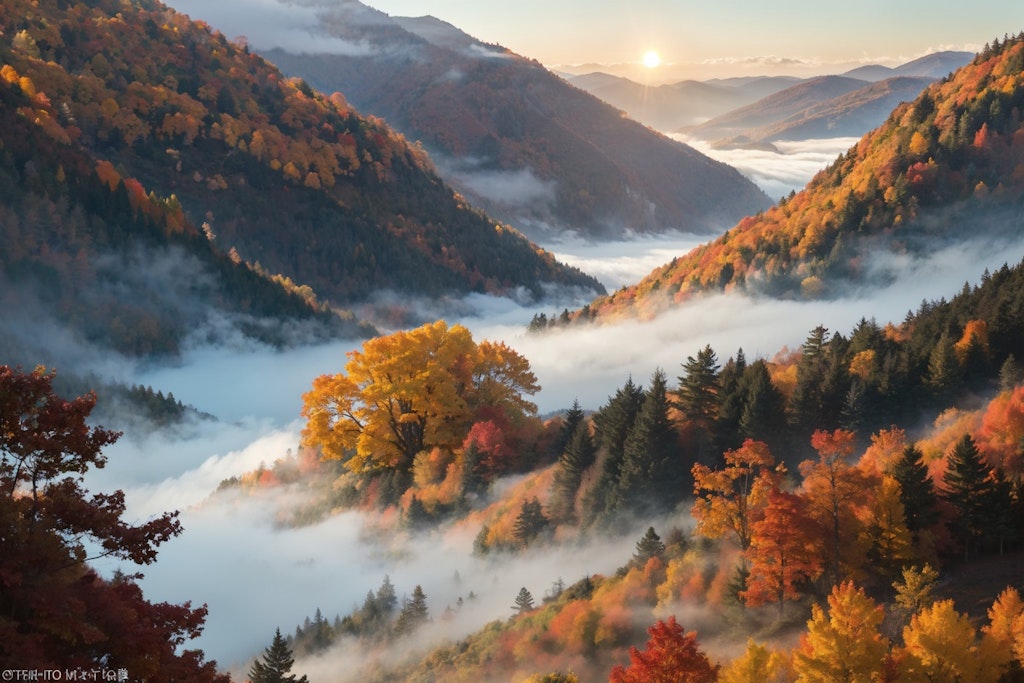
585, 378, 645, 523
512, 587, 535, 615
376, 575, 398, 615
942, 434, 995, 559
248, 629, 309, 683
394, 585, 430, 636
554, 399, 586, 457
675, 345, 721, 465
926, 332, 963, 398
513, 498, 548, 548
891, 444, 939, 539
738, 360, 787, 448
715, 349, 748, 452
999, 354, 1024, 391
615, 369, 683, 513
633, 526, 666, 567
549, 419, 596, 523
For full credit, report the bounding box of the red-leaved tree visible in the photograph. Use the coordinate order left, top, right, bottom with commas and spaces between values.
0, 366, 228, 680
608, 615, 718, 683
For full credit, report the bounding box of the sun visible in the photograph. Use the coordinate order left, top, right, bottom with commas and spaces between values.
642, 50, 661, 69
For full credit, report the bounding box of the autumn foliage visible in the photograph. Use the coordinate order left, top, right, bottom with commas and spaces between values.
608, 616, 718, 683
0, 366, 226, 678
301, 321, 539, 485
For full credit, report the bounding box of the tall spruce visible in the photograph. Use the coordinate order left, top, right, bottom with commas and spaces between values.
512, 587, 536, 615
249, 629, 309, 683
394, 585, 430, 636
633, 526, 666, 567
549, 419, 597, 523
513, 497, 549, 547
715, 349, 748, 451
891, 445, 939, 538
942, 434, 995, 559
675, 345, 721, 465
585, 377, 646, 523
738, 360, 787, 448
553, 399, 586, 458
614, 369, 683, 513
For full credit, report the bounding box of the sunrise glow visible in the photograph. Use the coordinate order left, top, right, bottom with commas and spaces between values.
642, 49, 661, 68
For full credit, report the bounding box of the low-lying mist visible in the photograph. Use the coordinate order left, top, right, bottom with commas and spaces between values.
66, 137, 1024, 674
83, 227, 1024, 673
671, 134, 861, 199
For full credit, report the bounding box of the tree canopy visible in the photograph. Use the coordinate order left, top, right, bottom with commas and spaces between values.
301, 320, 539, 475
0, 366, 226, 678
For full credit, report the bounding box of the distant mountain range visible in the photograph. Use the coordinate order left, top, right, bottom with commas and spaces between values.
571, 40, 1024, 321
0, 0, 603, 368
254, 2, 771, 239
570, 52, 974, 145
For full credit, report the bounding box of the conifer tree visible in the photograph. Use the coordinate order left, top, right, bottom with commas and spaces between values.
738, 360, 787, 448
249, 629, 309, 683
513, 498, 548, 548
512, 587, 536, 615
676, 345, 721, 465
615, 369, 682, 513
585, 378, 645, 522
633, 526, 666, 567
549, 419, 596, 523
554, 399, 586, 458
891, 444, 939, 539
394, 585, 430, 636
715, 349, 748, 451
942, 434, 995, 558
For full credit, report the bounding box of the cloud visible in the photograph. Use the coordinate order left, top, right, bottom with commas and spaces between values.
545, 232, 708, 291
164, 0, 378, 55
447, 165, 557, 208
671, 134, 860, 199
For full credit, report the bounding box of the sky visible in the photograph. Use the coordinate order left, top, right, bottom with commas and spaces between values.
359, 0, 1023, 79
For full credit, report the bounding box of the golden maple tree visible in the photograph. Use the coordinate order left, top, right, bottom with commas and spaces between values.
301, 321, 538, 475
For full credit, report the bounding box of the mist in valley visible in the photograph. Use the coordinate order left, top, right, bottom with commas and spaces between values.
51, 123, 1023, 677
79, 224, 1024, 676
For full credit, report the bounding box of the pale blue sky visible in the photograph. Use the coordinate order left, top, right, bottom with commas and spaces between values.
363, 1, 1023, 77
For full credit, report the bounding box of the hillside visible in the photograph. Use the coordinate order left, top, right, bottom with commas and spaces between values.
687, 75, 872, 141
236, 218, 1024, 683
0, 38, 369, 364
0, 0, 602, 357
565, 73, 796, 133
580, 35, 1024, 321
252, 2, 770, 239
746, 76, 935, 142
844, 50, 974, 81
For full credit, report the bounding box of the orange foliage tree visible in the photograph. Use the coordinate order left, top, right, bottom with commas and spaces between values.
742, 489, 822, 616
691, 439, 779, 552
608, 616, 718, 683
800, 429, 875, 586
301, 321, 539, 478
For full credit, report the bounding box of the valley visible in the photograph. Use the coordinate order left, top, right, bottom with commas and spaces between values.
3, 1, 1024, 681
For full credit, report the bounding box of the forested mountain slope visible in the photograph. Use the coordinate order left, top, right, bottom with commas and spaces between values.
256, 2, 771, 239
581, 35, 1024, 321
0, 0, 601, 363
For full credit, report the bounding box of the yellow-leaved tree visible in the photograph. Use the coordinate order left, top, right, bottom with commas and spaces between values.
899, 599, 1007, 683
792, 581, 889, 683
691, 439, 779, 552
301, 320, 538, 476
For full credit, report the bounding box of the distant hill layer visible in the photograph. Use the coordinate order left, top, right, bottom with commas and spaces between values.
255, 2, 770, 239
577, 37, 1024, 321
569, 52, 972, 141
0, 0, 603, 366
